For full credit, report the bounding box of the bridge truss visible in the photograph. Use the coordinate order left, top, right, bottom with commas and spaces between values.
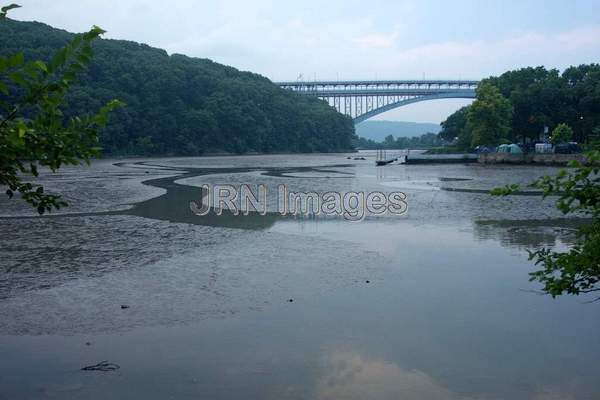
277, 80, 478, 123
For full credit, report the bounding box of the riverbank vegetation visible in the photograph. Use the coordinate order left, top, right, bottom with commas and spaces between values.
493, 149, 600, 299
0, 18, 355, 156
440, 65, 600, 149
355, 132, 443, 150
1, 5, 121, 213
479, 65, 600, 299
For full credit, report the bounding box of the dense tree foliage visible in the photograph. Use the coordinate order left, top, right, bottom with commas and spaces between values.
466, 83, 513, 147
355, 132, 442, 149
441, 65, 600, 150
0, 19, 355, 155
1, 6, 121, 213
550, 123, 574, 144
439, 106, 468, 142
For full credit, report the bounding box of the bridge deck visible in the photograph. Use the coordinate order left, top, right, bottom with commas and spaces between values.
288, 88, 476, 97
276, 79, 479, 86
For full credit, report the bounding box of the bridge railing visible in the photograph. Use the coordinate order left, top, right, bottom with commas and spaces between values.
281, 88, 477, 97
276, 79, 479, 87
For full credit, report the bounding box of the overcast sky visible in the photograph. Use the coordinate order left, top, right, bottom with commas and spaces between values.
10, 0, 600, 123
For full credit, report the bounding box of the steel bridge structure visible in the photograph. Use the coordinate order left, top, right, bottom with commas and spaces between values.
276, 80, 479, 123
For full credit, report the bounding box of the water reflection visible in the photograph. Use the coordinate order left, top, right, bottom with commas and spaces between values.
473, 219, 583, 251
314, 351, 467, 400
129, 183, 281, 230
314, 350, 584, 400
125, 162, 364, 229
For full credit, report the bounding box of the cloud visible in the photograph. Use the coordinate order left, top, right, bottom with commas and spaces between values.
353, 31, 399, 49
12, 1, 600, 81
164, 20, 600, 82
377, 26, 600, 79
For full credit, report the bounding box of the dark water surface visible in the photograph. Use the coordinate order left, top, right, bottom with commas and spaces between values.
0, 153, 599, 399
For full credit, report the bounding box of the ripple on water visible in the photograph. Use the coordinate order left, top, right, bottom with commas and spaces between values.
0, 214, 384, 335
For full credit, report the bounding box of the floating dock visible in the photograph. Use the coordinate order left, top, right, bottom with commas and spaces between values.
404, 154, 478, 164
373, 150, 478, 165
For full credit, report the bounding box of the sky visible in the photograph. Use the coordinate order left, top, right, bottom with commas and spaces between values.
10, 0, 600, 123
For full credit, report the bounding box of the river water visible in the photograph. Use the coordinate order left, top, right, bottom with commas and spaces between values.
0, 152, 598, 399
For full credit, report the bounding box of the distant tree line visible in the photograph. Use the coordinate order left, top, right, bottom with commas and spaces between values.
355, 132, 443, 149
440, 65, 600, 149
0, 19, 356, 156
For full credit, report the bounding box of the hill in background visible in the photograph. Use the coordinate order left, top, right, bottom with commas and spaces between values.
0, 19, 355, 155
355, 120, 441, 141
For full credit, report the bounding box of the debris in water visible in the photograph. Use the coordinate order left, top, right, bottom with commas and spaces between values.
120, 305, 130, 309
81, 361, 120, 372
288, 298, 294, 303
365, 280, 370, 283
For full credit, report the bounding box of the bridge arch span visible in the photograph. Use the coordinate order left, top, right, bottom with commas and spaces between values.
353, 92, 475, 123
277, 80, 478, 123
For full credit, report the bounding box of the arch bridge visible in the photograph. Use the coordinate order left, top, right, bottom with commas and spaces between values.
277, 80, 479, 123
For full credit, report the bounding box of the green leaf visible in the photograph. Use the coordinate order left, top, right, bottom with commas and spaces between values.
17, 122, 27, 138
49, 47, 68, 70
32, 60, 48, 73
0, 3, 20, 18
7, 52, 24, 68
83, 25, 106, 40
1, 3, 21, 13
8, 71, 26, 86
490, 184, 520, 196
93, 99, 125, 126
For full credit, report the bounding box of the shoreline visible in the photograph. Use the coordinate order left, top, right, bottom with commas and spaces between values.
95, 150, 359, 160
